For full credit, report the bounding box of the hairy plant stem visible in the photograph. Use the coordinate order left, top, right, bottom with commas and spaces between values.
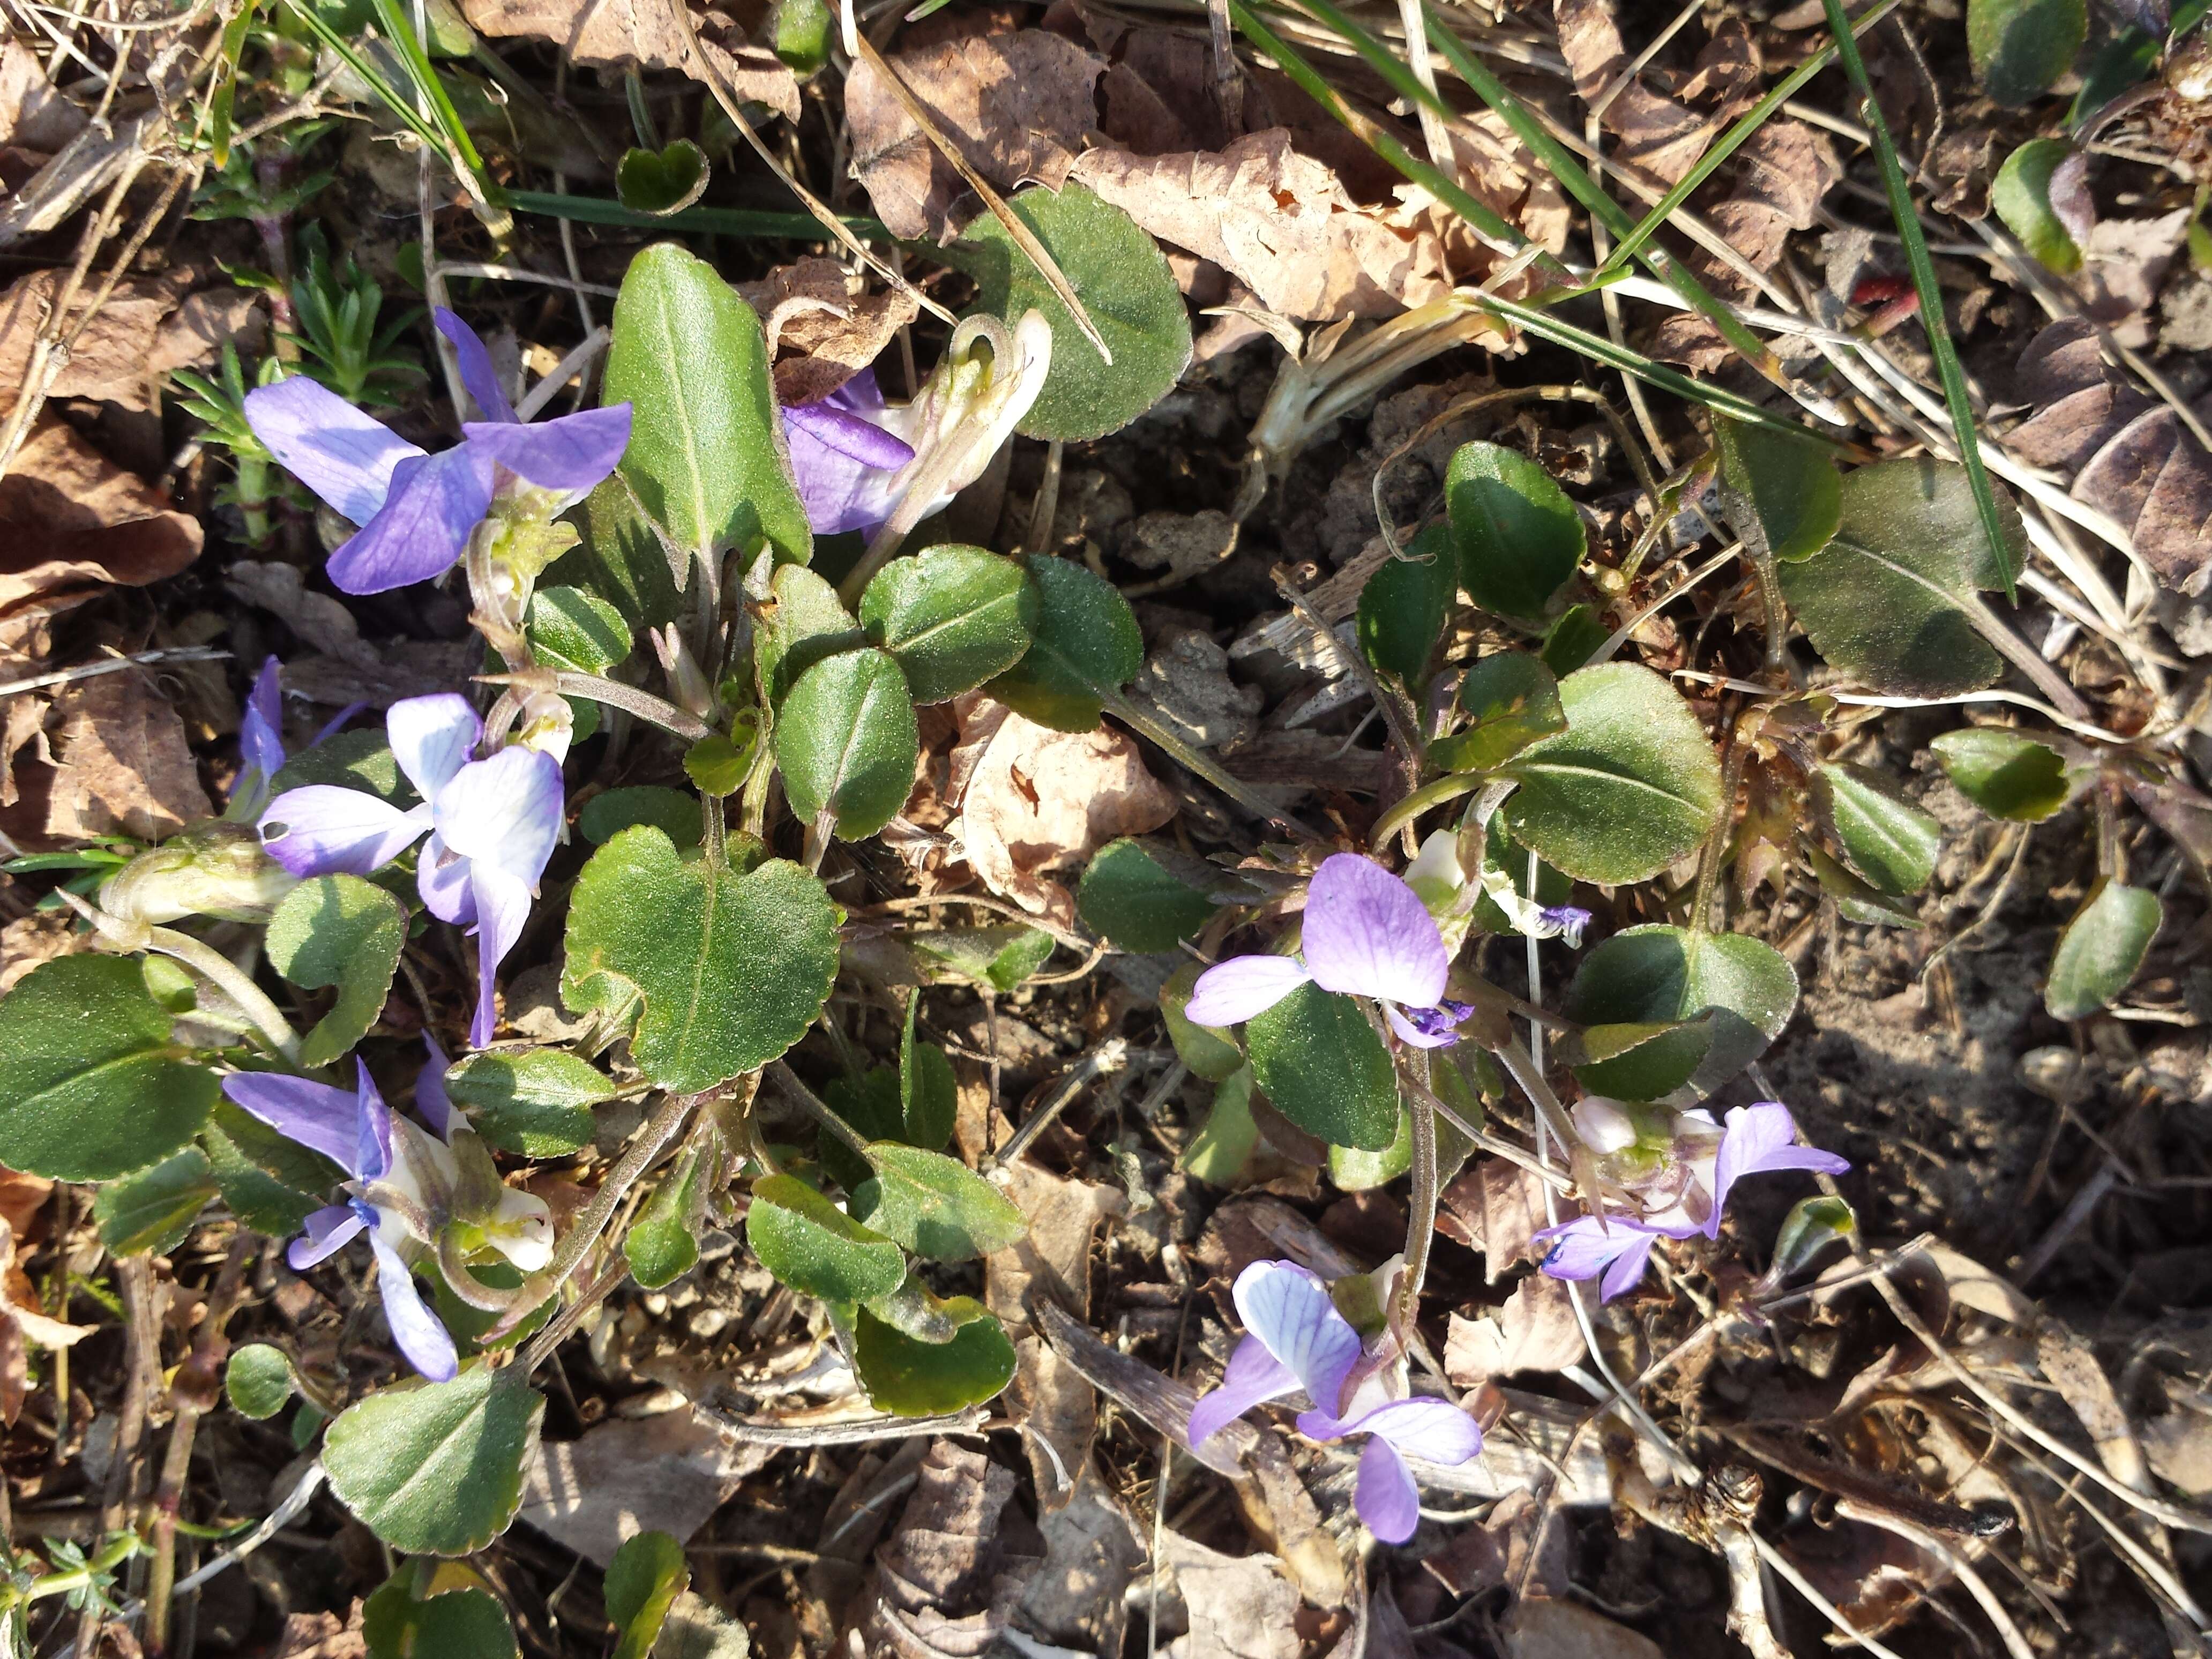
1394, 1050, 1439, 1332
62, 895, 305, 1064
1687, 704, 1755, 936
477, 668, 712, 741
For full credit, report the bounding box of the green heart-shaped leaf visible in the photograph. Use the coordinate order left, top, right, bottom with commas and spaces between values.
1930, 728, 2072, 821
1180, 1064, 1259, 1184
604, 243, 810, 576
1357, 524, 1455, 687
95, 1148, 216, 1256
1244, 982, 1399, 1152
1446, 441, 1584, 623
775, 648, 919, 841
445, 1049, 616, 1157
226, 1343, 298, 1420
746, 1174, 907, 1303
849, 1298, 1017, 1416
363, 1572, 519, 1659
266, 874, 407, 1067
1814, 763, 1940, 896
851, 1144, 1026, 1261
860, 544, 1038, 703
1564, 924, 1798, 1101
1715, 416, 1841, 564
324, 1367, 544, 1555
1431, 651, 1566, 774
949, 182, 1193, 443
1497, 663, 1723, 885
2046, 879, 2161, 1019
0, 956, 221, 1180
1776, 457, 2028, 698
1993, 138, 2088, 274
984, 555, 1142, 731
1077, 839, 1219, 953
616, 138, 710, 215
1969, 0, 2087, 105
563, 828, 840, 1094
1562, 1019, 1715, 1103
758, 563, 864, 709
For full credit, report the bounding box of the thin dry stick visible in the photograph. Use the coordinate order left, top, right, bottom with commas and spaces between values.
1832, 1498, 2037, 1659
72, 1257, 158, 1659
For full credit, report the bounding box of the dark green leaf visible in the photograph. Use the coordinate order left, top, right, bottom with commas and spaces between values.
859, 545, 1038, 703
201, 1102, 335, 1235
554, 476, 683, 631
1431, 652, 1565, 774
1446, 441, 1585, 622
1992, 138, 2087, 274
746, 1173, 907, 1303
1244, 982, 1398, 1152
625, 1145, 706, 1289
1539, 603, 1608, 676
1969, 0, 2087, 104
1564, 1020, 1714, 1103
2071, 27, 2160, 129
528, 585, 633, 675
984, 556, 1142, 731
445, 1050, 615, 1156
1715, 416, 1842, 564
1498, 663, 1723, 885
757, 563, 863, 710
266, 874, 408, 1068
1160, 961, 1245, 1082
270, 727, 412, 804
849, 1298, 1017, 1415
1077, 839, 1218, 953
616, 139, 710, 215
363, 1574, 519, 1659
851, 1144, 1027, 1261
580, 787, 703, 848
226, 1343, 297, 1419
775, 649, 918, 841
1356, 525, 1454, 686
1563, 924, 1798, 1100
1814, 763, 1940, 895
1180, 1064, 1258, 1184
94, 1149, 216, 1256
563, 827, 841, 1094
1930, 727, 2071, 820
898, 995, 956, 1151
2046, 879, 2161, 1018
1805, 843, 1924, 927
324, 1367, 544, 1555
0, 956, 222, 1181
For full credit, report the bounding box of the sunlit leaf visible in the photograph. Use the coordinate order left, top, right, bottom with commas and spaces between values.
324, 1367, 543, 1555
776, 648, 919, 841
2046, 879, 2161, 1019
1244, 982, 1398, 1152
266, 874, 408, 1068
1446, 441, 1584, 623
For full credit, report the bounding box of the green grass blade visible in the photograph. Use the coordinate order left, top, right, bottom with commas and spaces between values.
505, 190, 887, 241
1590, 0, 1903, 281
365, 0, 505, 210
1815, 0, 2015, 602
276, 0, 447, 151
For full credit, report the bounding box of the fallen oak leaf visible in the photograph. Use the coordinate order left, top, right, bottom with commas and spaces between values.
0, 417, 201, 636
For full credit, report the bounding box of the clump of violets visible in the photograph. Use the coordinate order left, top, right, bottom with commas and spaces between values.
257, 694, 564, 1048
1188, 1259, 1483, 1543
244, 309, 631, 594
222, 1039, 551, 1381
1537, 1101, 1850, 1301
1184, 853, 1479, 1048
780, 311, 1051, 545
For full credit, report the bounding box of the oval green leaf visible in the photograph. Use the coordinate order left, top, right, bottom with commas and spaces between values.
226, 1343, 298, 1419
1993, 138, 2087, 275
324, 1367, 544, 1555
1969, 0, 2087, 105
758, 562, 863, 711
1077, 838, 1219, 953
746, 1173, 907, 1303
850, 1144, 1027, 1262
1930, 727, 2071, 821
1498, 663, 1723, 885
0, 956, 221, 1181
1776, 457, 2029, 698
859, 544, 1038, 704
563, 828, 841, 1094
1446, 441, 1584, 623
1563, 923, 1798, 1101
776, 648, 919, 841
1161, 961, 1245, 1083
984, 555, 1143, 732
266, 873, 408, 1068
528, 585, 634, 675
1431, 651, 1566, 774
95, 1148, 216, 1256
626, 1144, 706, 1290
1244, 981, 1399, 1152
1357, 524, 1455, 687
607, 1530, 692, 1659
1715, 416, 1841, 564
1814, 763, 1941, 896
363, 1575, 520, 1659
2046, 879, 2161, 1019
444, 1049, 616, 1157
850, 1298, 1018, 1416
898, 995, 956, 1151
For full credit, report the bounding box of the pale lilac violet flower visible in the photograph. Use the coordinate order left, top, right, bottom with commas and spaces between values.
1403, 828, 1590, 951
1187, 1260, 1483, 1543
234, 656, 286, 818
1537, 1102, 1850, 1301
243, 309, 631, 594
220, 1040, 551, 1381
257, 694, 565, 1048
782, 370, 918, 538
1184, 854, 1474, 1048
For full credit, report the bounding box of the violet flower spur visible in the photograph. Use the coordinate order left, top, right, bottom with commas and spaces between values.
1187, 1260, 1483, 1543
1182, 853, 1474, 1048
242, 309, 631, 594
1536, 1101, 1850, 1302
220, 1042, 553, 1382
257, 693, 565, 1048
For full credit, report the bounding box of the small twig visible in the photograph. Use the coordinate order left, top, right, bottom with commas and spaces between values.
0, 646, 228, 700
700, 1404, 989, 1446
170, 1464, 325, 1598
983, 1038, 1130, 1173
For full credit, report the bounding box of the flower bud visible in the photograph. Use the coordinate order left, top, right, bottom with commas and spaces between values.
99, 822, 297, 926
1572, 1096, 1639, 1155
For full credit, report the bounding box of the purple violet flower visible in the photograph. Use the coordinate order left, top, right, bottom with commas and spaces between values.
235, 656, 286, 817
257, 694, 565, 1048
782, 370, 918, 539
1536, 1102, 1850, 1301
243, 309, 631, 594
1184, 854, 1472, 1048
221, 1038, 552, 1382
1187, 1260, 1483, 1543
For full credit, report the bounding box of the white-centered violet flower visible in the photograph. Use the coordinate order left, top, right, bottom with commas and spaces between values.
257, 694, 564, 1048
222, 1039, 552, 1382
779, 311, 1052, 542
243, 309, 631, 594
1183, 853, 1476, 1048
1187, 1259, 1483, 1543
1536, 1101, 1850, 1301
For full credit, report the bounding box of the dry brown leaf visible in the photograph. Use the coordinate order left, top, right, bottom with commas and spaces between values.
0, 913, 71, 994
949, 694, 1177, 930
42, 669, 212, 843
1071, 130, 1454, 322
0, 1215, 92, 1425
0, 417, 201, 632
2079, 208, 2193, 345
1127, 624, 1259, 753
1444, 1272, 1586, 1385
0, 1165, 50, 1237
0, 41, 85, 152
849, 1439, 1033, 1658
1506, 1598, 1663, 1659
736, 257, 919, 405
269, 1606, 367, 1659
1556, 0, 1755, 186
516, 1404, 769, 1566
458, 0, 686, 69
846, 28, 1104, 242
1157, 1530, 1301, 1659
0, 268, 259, 413
1697, 121, 1841, 294
1437, 1159, 1549, 1282
225, 561, 378, 667
1014, 1468, 1145, 1655
0, 692, 46, 806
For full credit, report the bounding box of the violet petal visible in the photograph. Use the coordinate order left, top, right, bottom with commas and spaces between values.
1301, 855, 1448, 1008
461, 405, 632, 495
1383, 1003, 1458, 1049
432, 748, 564, 883
387, 694, 482, 802
465, 862, 534, 1050
782, 398, 915, 470
243, 377, 420, 526
354, 1062, 393, 1184
415, 1033, 455, 1140
369, 1229, 459, 1381
435, 308, 517, 424
1706, 1103, 1849, 1239
221, 1073, 360, 1170
1187, 1333, 1301, 1448
1348, 1397, 1484, 1467
414, 832, 475, 927
1232, 1259, 1361, 1417
1354, 1433, 1422, 1544
240, 657, 285, 783
1183, 955, 1313, 1027
258, 787, 430, 877
326, 445, 496, 594
287, 1205, 366, 1271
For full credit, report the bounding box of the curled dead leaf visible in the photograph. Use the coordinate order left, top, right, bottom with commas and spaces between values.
737, 257, 920, 405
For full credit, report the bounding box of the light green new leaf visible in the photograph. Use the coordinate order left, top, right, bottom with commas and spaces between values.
1180, 1064, 1258, 1184
616, 139, 709, 215
1497, 663, 1723, 885
1446, 441, 1585, 623
1993, 138, 2087, 274
949, 182, 1192, 443
859, 544, 1037, 704
1244, 982, 1399, 1152
984, 556, 1142, 731
266, 875, 408, 1067
776, 649, 919, 841
1328, 1105, 1413, 1192
1160, 962, 1245, 1083
607, 1531, 692, 1659
1814, 763, 1940, 896
909, 925, 1056, 991
757, 563, 864, 710
851, 1144, 1026, 1262
95, 1149, 216, 1256
1431, 651, 1565, 774
226, 1343, 298, 1419
626, 1145, 706, 1289
2047, 880, 2161, 1019
1930, 728, 2072, 821
1715, 416, 1841, 564
746, 1174, 907, 1303
363, 1574, 519, 1659
1776, 458, 2029, 698
0, 956, 222, 1181
444, 1050, 616, 1157
563, 828, 840, 1094
324, 1367, 544, 1555
604, 242, 810, 574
